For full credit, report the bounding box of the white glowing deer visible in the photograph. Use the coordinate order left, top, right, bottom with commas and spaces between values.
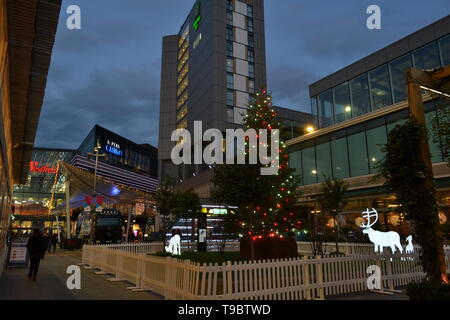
360, 208, 403, 254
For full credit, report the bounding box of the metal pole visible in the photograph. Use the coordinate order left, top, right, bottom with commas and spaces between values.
125, 210, 132, 243
66, 180, 71, 239
93, 151, 99, 196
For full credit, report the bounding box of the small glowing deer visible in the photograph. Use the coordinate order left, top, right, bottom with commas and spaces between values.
405, 235, 414, 253
360, 208, 403, 254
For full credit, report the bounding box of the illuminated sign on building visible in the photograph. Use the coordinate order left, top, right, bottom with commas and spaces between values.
193, 1, 201, 31
29, 161, 58, 174
105, 140, 123, 157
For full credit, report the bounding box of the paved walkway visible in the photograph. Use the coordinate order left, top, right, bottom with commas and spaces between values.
327, 290, 409, 300
0, 250, 163, 300
1, 250, 410, 300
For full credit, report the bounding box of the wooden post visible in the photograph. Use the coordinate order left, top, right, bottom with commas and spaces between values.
406, 69, 434, 190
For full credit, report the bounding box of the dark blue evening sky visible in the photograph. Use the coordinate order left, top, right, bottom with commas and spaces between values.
34, 0, 450, 149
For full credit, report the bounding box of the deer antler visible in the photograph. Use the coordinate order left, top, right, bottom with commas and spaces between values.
360, 208, 379, 228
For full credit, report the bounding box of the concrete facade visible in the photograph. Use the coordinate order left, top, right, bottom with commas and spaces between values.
158, 0, 267, 182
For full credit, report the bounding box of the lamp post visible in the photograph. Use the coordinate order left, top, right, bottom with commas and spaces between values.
87, 139, 107, 244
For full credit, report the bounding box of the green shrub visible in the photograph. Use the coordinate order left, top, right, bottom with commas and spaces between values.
406, 279, 450, 300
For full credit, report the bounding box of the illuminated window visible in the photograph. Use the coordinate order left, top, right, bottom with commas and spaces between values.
177, 63, 189, 84
177, 105, 188, 122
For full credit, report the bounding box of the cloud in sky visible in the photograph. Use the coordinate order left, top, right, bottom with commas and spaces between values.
35, 0, 450, 149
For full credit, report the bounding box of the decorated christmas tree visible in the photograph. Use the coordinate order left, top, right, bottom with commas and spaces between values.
243, 88, 300, 239
212, 88, 300, 259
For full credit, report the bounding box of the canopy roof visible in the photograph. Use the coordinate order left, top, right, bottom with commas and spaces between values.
59, 162, 153, 209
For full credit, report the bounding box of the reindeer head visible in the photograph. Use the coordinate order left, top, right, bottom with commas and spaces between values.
360, 208, 378, 234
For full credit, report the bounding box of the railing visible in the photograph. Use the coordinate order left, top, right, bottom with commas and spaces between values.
81, 244, 450, 300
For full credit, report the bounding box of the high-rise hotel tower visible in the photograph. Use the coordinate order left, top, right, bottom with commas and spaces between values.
158, 0, 267, 182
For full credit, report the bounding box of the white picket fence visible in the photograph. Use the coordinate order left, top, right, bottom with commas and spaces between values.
81, 244, 450, 300
99, 241, 423, 257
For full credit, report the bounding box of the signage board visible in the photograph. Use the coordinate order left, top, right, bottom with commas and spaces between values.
29, 161, 58, 174
105, 140, 123, 157
8, 239, 29, 267
100, 208, 121, 216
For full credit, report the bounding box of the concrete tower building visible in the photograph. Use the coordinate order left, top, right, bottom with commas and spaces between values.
158, 0, 267, 182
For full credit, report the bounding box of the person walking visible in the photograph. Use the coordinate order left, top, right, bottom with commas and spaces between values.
42, 232, 50, 259
26, 229, 46, 281
50, 233, 58, 253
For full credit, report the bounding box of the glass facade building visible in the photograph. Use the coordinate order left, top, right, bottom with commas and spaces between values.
12, 148, 75, 236
287, 16, 450, 237
290, 101, 444, 185
311, 34, 450, 129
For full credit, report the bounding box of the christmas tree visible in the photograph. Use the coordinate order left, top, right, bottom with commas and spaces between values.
243, 88, 300, 239
212, 88, 300, 259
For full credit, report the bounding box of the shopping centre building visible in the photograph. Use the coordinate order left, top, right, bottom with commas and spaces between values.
0, 0, 62, 275
287, 16, 450, 236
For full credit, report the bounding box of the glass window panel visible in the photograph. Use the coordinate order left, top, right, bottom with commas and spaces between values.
226, 27, 233, 41
302, 147, 317, 185
333, 82, 351, 123
248, 80, 255, 93
350, 74, 371, 117
331, 137, 350, 179
227, 90, 234, 106
366, 125, 387, 174
247, 49, 254, 62
389, 54, 412, 103
247, 5, 253, 17
311, 97, 319, 129
227, 73, 234, 89
369, 64, 393, 110
426, 110, 443, 163
248, 63, 255, 78
318, 90, 334, 128
413, 41, 441, 69
347, 131, 369, 177
227, 58, 233, 73
248, 34, 254, 47
316, 142, 332, 182
439, 35, 450, 66
226, 41, 233, 57
227, 107, 234, 123
289, 151, 302, 180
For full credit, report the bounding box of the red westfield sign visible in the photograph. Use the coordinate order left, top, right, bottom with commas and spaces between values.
29, 161, 58, 174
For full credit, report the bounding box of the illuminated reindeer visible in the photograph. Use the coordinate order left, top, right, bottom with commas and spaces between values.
360, 208, 403, 254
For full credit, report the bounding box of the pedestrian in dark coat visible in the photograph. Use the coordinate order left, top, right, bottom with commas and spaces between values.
26, 229, 46, 281
50, 233, 58, 253
42, 233, 50, 258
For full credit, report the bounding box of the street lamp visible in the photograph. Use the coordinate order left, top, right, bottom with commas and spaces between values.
87, 138, 107, 244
